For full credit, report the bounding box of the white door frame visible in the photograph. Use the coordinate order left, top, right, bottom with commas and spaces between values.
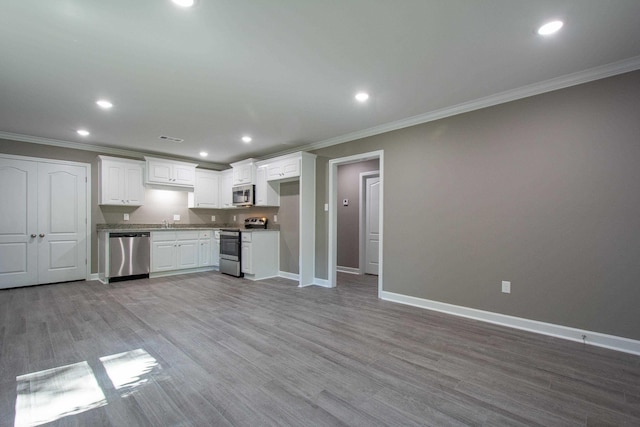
328, 150, 383, 297
359, 171, 380, 275
0, 153, 91, 283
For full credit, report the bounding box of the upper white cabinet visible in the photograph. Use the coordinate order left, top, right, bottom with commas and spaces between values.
266, 156, 300, 181
188, 169, 220, 209
230, 158, 256, 185
145, 156, 198, 188
220, 169, 235, 209
255, 165, 279, 206
98, 156, 145, 205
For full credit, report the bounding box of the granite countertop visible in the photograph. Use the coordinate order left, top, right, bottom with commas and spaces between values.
96, 223, 280, 232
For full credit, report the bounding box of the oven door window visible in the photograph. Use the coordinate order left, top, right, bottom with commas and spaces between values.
220, 237, 240, 260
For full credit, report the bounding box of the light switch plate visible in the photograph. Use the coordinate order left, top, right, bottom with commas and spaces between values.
211, 215, 216, 222
123, 213, 129, 221
324, 203, 328, 211
502, 281, 511, 294
173, 214, 180, 221
233, 215, 236, 221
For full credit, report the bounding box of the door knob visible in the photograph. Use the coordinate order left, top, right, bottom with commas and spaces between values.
31, 234, 36, 238
39, 233, 45, 238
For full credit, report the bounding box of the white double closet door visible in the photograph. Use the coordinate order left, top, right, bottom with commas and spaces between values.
0, 156, 88, 289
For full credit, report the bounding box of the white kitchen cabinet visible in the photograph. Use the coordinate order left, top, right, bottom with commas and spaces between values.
212, 230, 220, 267
266, 156, 300, 181
230, 158, 256, 185
240, 231, 279, 280
255, 166, 279, 206
220, 169, 236, 209
145, 156, 198, 188
188, 169, 220, 208
98, 156, 145, 205
151, 230, 203, 273
198, 230, 213, 267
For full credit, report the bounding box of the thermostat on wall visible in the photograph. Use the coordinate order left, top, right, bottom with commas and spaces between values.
343, 199, 349, 206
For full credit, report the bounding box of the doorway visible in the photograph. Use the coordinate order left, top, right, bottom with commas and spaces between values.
328, 150, 383, 296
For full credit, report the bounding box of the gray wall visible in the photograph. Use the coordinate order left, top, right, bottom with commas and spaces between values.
337, 160, 379, 268
279, 181, 300, 274
313, 70, 640, 341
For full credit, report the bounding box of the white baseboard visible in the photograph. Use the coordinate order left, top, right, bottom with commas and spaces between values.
313, 277, 332, 288
337, 266, 361, 275
278, 271, 300, 281
150, 266, 215, 279
89, 273, 100, 282
380, 291, 640, 356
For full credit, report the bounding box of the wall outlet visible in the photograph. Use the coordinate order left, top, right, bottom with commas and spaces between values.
173, 214, 180, 221
324, 203, 328, 212
274, 214, 278, 222
211, 215, 216, 222
123, 213, 129, 221
502, 281, 511, 294
233, 215, 236, 222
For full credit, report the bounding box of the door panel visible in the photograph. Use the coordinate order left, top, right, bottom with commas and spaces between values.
0, 159, 38, 288
365, 177, 380, 275
38, 163, 87, 284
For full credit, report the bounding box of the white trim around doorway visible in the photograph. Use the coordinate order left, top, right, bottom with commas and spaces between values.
328, 150, 384, 297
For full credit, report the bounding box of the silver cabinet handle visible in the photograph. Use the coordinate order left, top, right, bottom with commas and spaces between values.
31, 234, 36, 238
39, 233, 45, 238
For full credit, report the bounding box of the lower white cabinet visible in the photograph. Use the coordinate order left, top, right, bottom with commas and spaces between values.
240, 231, 279, 280
151, 230, 211, 273
213, 230, 220, 267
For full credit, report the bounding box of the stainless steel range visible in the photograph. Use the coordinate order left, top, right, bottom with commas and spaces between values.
219, 229, 242, 277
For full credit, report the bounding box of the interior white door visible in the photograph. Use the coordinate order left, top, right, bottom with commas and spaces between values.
0, 159, 38, 288
37, 162, 87, 284
365, 176, 380, 275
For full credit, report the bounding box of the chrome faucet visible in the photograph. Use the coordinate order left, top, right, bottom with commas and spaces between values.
162, 219, 168, 229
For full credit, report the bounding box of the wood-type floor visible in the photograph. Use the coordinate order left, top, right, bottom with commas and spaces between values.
1, 272, 639, 426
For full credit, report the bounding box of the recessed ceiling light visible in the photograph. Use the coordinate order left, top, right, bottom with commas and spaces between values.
77, 129, 90, 137
355, 92, 370, 102
242, 136, 252, 143
199, 151, 208, 157
537, 20, 564, 36
96, 99, 113, 109
172, 0, 195, 7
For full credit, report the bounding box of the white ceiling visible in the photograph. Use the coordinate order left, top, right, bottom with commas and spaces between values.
1, 0, 639, 166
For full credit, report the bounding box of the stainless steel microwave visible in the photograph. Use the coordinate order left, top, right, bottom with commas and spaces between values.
232, 184, 254, 207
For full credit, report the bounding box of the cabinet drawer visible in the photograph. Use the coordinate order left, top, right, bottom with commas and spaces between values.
152, 231, 177, 242
198, 230, 212, 239
176, 231, 199, 241
241, 232, 252, 242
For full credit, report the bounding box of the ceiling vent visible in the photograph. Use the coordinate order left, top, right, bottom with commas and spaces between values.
159, 135, 184, 143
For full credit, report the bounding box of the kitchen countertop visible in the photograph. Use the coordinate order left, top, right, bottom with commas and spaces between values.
97, 224, 280, 232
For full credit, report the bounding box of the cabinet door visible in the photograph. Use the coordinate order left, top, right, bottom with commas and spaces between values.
147, 160, 173, 184
199, 239, 212, 266
151, 241, 177, 272
100, 161, 125, 204
177, 239, 199, 269
241, 243, 252, 274
212, 238, 220, 267
194, 171, 220, 208
173, 164, 196, 186
233, 163, 254, 185
267, 158, 300, 181
123, 164, 145, 205
220, 170, 234, 208
255, 166, 279, 207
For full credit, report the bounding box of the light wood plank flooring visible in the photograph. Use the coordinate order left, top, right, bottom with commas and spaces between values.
1, 272, 639, 426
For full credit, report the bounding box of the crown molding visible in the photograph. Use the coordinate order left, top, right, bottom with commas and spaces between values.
277, 55, 640, 156
0, 131, 229, 170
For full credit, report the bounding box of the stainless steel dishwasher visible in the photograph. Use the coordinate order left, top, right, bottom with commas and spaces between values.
109, 232, 151, 282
